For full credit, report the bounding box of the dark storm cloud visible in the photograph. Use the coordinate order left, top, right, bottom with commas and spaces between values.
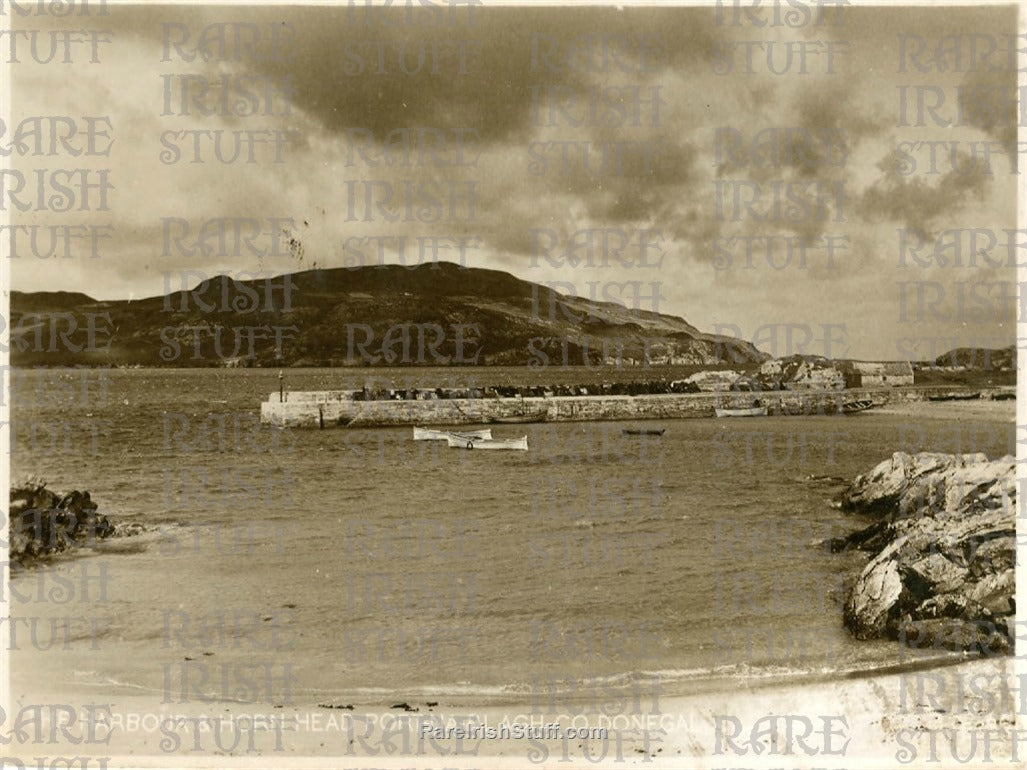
701, 81, 885, 251
525, 130, 700, 226
271, 5, 726, 143
715, 82, 885, 181
957, 67, 1021, 162
789, 86, 885, 177
656, 195, 720, 247
585, 178, 660, 224
117, 4, 726, 144
858, 150, 991, 241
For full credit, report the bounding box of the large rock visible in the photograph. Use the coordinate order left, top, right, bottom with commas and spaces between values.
835, 453, 1015, 654
841, 452, 1015, 517
758, 354, 844, 390
683, 370, 742, 392
843, 539, 904, 639
9, 479, 117, 565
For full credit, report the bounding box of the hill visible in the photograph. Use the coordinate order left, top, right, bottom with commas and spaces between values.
8, 291, 97, 313
933, 346, 1016, 370
8, 263, 767, 368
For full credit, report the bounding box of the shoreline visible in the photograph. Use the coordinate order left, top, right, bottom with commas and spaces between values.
7, 643, 978, 710
9, 656, 1021, 764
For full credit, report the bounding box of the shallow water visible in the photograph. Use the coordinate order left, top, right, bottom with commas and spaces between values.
8, 367, 1015, 705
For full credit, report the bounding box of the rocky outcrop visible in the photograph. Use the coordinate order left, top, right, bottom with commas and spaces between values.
9, 479, 118, 565
759, 354, 844, 390
831, 453, 1015, 655
683, 370, 743, 392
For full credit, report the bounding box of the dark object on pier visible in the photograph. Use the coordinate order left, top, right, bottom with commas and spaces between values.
669, 380, 702, 394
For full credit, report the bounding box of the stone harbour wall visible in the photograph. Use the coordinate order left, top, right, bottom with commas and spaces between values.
259, 386, 1013, 428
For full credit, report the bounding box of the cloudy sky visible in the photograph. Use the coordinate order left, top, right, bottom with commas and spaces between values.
7, 2, 1020, 360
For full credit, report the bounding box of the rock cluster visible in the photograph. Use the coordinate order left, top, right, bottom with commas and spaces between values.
9, 479, 117, 565
759, 354, 845, 390
831, 452, 1015, 655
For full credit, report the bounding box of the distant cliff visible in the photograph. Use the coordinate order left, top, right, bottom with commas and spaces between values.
9, 263, 767, 367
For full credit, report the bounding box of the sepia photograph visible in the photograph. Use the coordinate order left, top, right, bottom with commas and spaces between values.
1, 0, 1022, 767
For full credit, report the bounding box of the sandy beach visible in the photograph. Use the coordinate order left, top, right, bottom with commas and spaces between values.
870, 398, 1016, 423
8, 654, 1022, 767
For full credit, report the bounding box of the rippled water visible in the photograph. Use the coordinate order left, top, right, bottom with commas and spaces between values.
8, 367, 1015, 705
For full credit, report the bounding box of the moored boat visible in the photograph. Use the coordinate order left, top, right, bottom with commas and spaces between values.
622, 428, 666, 436
413, 427, 492, 441
446, 435, 529, 451
488, 410, 548, 424
841, 399, 877, 414
715, 406, 768, 418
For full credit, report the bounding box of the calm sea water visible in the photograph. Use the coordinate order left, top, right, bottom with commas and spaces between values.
8, 367, 1016, 705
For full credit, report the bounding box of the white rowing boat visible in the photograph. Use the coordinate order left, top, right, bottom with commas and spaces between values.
445, 435, 529, 451
413, 427, 493, 441
714, 406, 769, 418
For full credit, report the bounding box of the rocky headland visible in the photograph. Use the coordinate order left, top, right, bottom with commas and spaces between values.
8, 263, 767, 367
830, 452, 1015, 655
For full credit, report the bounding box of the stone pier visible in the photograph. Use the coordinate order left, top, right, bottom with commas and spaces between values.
259, 386, 1013, 428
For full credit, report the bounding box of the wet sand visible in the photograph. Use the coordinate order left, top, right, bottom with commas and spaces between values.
10, 656, 1022, 766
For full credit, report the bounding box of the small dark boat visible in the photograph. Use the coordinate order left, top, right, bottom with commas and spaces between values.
841, 399, 877, 414
927, 392, 981, 402
622, 428, 666, 436
991, 392, 1015, 401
